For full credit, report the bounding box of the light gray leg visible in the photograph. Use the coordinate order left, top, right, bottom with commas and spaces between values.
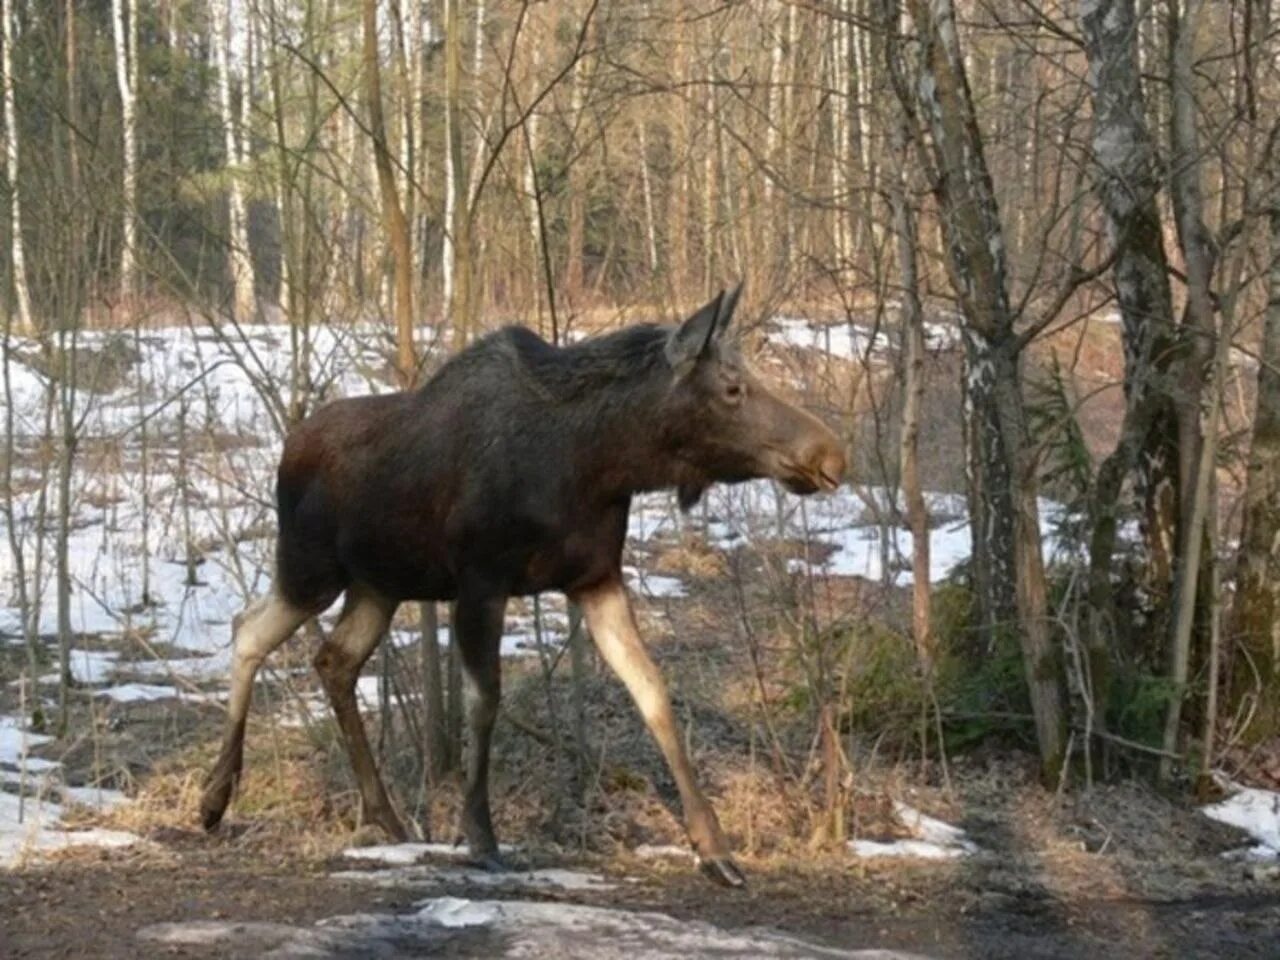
313, 585, 405, 839
575, 578, 744, 887
201, 589, 313, 830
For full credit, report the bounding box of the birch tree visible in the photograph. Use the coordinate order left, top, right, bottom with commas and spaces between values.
1078, 0, 1180, 730
215, 0, 257, 323
111, 0, 138, 298
896, 0, 1068, 779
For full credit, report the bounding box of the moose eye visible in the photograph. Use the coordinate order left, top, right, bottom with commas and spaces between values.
724, 382, 745, 403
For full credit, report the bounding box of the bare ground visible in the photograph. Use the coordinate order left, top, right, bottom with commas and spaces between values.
1, 822, 1278, 960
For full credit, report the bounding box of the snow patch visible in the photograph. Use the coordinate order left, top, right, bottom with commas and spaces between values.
416, 895, 500, 927
0, 714, 54, 771
0, 790, 140, 867
1202, 783, 1280, 861
848, 839, 970, 860
850, 801, 978, 861
94, 682, 211, 704
67, 649, 121, 685
139, 898, 938, 958
623, 565, 686, 599
342, 842, 517, 866
769, 316, 959, 362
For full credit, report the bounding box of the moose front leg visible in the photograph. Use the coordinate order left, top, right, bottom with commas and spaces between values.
575, 578, 744, 888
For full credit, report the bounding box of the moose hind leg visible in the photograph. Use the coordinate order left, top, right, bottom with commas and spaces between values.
575, 579, 745, 888
201, 590, 313, 831
453, 594, 507, 867
313, 585, 405, 839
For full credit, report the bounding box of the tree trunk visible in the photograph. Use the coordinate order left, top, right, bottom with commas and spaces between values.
1231, 179, 1280, 744
890, 116, 931, 672
215, 0, 256, 323
637, 123, 660, 275
363, 0, 415, 387
564, 48, 587, 299
444, 0, 471, 348
2, 0, 32, 331
1159, 0, 1216, 775
111, 0, 138, 298
903, 0, 1068, 781
1079, 0, 1182, 682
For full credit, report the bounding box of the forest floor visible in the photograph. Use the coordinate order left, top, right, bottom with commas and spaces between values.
0, 781, 1277, 959
2, 611, 1277, 959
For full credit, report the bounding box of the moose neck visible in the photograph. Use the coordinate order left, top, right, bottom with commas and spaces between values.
546, 327, 703, 503
567, 378, 691, 502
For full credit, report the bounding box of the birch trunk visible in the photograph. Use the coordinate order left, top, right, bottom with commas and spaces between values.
637, 123, 659, 274
111, 0, 137, 298
215, 0, 256, 323
904, 0, 1067, 780
1079, 0, 1181, 724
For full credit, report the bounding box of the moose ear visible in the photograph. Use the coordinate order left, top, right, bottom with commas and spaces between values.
714, 281, 743, 338
665, 290, 725, 378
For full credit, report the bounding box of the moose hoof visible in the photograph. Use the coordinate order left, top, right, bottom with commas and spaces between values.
199, 783, 231, 833
698, 855, 746, 888
199, 803, 225, 833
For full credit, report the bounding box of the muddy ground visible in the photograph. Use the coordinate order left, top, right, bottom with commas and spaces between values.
2, 768, 1280, 960
2, 829, 1278, 959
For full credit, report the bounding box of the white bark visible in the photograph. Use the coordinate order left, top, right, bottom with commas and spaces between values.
215, 0, 256, 322
442, 0, 458, 318
112, 0, 138, 297
829, 7, 849, 264
638, 124, 659, 273
1, 0, 31, 330
524, 35, 542, 298
763, 3, 782, 209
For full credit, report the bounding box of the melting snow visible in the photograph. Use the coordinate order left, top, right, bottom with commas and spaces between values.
416, 895, 500, 927
140, 897, 937, 958
850, 801, 978, 861
623, 565, 686, 599
94, 682, 211, 704
0, 715, 54, 770
1202, 783, 1280, 861
769, 315, 959, 362
0, 790, 139, 867
342, 842, 517, 866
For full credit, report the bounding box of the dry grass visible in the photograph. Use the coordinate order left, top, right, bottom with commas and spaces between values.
77, 718, 360, 860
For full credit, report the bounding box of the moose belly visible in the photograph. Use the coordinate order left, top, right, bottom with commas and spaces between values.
337, 523, 458, 602
471, 503, 629, 597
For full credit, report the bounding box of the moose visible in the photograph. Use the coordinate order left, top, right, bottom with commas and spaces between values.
200, 285, 846, 887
